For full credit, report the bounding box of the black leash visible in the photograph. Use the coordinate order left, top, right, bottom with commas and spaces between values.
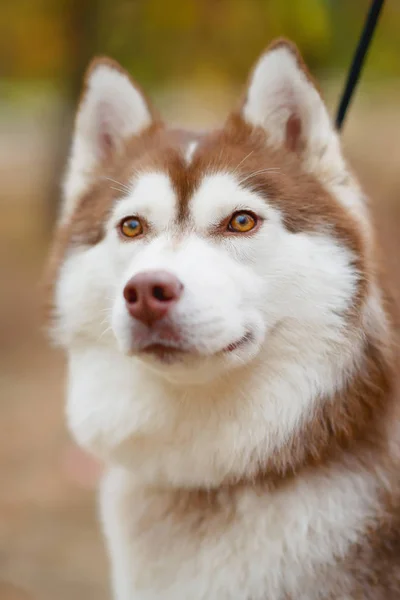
335, 0, 385, 131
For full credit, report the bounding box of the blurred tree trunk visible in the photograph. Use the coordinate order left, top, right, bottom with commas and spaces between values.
45, 0, 102, 231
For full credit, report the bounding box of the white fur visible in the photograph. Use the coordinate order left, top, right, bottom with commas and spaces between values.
52, 47, 389, 600
56, 169, 367, 597
113, 172, 177, 230
62, 63, 152, 223
190, 172, 273, 229
185, 141, 198, 164
100, 464, 380, 600
61, 170, 362, 484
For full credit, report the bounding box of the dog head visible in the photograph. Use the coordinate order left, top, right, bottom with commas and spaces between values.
47, 41, 386, 485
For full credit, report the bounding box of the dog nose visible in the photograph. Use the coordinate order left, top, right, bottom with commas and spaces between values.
123, 270, 183, 326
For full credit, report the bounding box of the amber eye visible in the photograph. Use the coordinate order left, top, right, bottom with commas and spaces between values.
120, 217, 143, 238
228, 211, 257, 233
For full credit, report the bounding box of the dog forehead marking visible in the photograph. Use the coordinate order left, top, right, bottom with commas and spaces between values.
115, 171, 177, 228
185, 141, 198, 165
189, 172, 273, 229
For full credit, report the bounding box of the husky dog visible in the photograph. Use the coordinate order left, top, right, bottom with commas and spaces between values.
46, 39, 400, 599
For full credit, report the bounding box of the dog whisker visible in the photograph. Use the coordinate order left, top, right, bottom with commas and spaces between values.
103, 176, 132, 196
104, 176, 131, 190
98, 325, 113, 341
231, 151, 255, 175
238, 167, 280, 186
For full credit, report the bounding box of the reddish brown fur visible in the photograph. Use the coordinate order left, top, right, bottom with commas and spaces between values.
44, 111, 392, 476
44, 41, 400, 594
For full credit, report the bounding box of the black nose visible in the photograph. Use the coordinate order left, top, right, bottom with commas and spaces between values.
123, 270, 183, 326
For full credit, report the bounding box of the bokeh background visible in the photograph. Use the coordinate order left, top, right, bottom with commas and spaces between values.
1, 1, 400, 598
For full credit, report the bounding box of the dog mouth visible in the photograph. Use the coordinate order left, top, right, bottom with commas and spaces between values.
221, 331, 253, 353
141, 344, 185, 364
138, 332, 253, 364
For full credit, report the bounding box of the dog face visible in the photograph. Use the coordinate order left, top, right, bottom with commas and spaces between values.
47, 41, 376, 484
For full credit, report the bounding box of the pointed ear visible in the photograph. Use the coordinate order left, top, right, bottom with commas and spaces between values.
241, 39, 340, 170
62, 57, 157, 222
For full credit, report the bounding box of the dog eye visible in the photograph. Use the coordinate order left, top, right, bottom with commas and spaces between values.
228, 211, 257, 233
120, 217, 144, 238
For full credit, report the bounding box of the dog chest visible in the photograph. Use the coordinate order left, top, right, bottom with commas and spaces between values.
100, 467, 375, 599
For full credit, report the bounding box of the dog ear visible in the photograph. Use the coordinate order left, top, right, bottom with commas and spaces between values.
241, 39, 341, 171
62, 57, 157, 222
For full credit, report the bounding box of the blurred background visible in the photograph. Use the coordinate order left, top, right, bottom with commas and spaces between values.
0, 0, 399, 598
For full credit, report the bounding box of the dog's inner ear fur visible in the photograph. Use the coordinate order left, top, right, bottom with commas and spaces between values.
241, 40, 337, 163
61, 58, 156, 223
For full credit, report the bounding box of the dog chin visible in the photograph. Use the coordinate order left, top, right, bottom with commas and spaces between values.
116, 330, 261, 383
